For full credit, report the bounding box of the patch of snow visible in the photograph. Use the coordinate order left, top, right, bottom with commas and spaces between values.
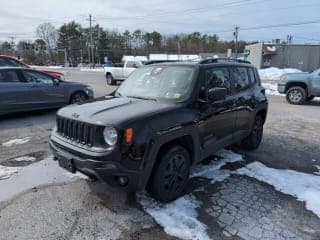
12, 156, 36, 162
258, 67, 301, 81
0, 157, 82, 203
29, 65, 63, 69
80, 68, 104, 72
236, 162, 320, 218
261, 82, 283, 96
267, 46, 276, 52
2, 137, 31, 147
0, 166, 21, 180
63, 171, 88, 180
138, 193, 211, 240
191, 149, 244, 183
314, 165, 320, 176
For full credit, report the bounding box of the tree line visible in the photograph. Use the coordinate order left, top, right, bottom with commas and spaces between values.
0, 21, 256, 65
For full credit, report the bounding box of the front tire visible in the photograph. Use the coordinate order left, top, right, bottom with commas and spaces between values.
286, 86, 307, 105
70, 92, 88, 104
147, 145, 191, 203
106, 74, 115, 85
239, 116, 264, 150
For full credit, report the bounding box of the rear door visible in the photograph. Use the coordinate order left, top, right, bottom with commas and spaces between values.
22, 70, 66, 108
0, 69, 36, 114
230, 66, 255, 137
198, 66, 238, 156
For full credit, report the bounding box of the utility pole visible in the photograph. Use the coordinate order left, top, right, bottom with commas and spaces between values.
87, 14, 95, 67
177, 39, 181, 61
9, 36, 16, 57
233, 26, 239, 59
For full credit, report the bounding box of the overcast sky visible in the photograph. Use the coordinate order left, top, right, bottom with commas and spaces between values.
1, 0, 320, 43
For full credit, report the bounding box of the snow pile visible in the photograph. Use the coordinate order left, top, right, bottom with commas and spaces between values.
138, 194, 210, 240
192, 150, 244, 183
12, 156, 36, 162
237, 162, 320, 218
0, 166, 21, 180
261, 83, 283, 96
0, 157, 85, 203
80, 68, 104, 73
29, 65, 63, 69
2, 137, 31, 147
258, 67, 301, 81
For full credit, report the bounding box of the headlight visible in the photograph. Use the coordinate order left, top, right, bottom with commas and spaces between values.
103, 127, 118, 146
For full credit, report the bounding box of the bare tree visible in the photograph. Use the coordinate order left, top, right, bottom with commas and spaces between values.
36, 22, 58, 63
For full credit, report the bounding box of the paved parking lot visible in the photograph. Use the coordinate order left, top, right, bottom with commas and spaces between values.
0, 69, 319, 240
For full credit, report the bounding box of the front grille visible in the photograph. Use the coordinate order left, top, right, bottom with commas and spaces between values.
56, 117, 94, 147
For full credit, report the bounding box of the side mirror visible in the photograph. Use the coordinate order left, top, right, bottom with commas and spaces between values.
208, 87, 227, 101
53, 78, 60, 85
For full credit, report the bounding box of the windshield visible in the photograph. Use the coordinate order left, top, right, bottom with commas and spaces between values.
116, 66, 196, 101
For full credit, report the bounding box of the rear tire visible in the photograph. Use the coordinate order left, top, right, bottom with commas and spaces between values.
106, 74, 115, 85
286, 86, 307, 105
147, 145, 191, 203
239, 115, 264, 150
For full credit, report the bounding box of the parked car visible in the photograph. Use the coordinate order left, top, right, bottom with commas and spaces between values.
50, 59, 268, 202
104, 60, 142, 85
0, 67, 93, 115
278, 68, 320, 104
0, 55, 65, 79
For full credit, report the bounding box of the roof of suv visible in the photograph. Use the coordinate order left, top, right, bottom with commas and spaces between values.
144, 58, 253, 67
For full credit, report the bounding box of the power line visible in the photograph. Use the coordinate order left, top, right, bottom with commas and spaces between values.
95, 0, 265, 21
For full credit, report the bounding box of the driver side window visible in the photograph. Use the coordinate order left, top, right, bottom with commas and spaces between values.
23, 70, 53, 84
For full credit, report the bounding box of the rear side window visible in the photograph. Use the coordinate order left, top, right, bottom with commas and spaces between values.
248, 68, 256, 84
0, 70, 20, 82
126, 61, 140, 68
205, 67, 231, 93
231, 67, 250, 91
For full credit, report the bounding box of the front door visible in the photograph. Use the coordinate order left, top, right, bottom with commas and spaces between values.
310, 70, 320, 96
0, 69, 37, 114
198, 66, 238, 158
22, 70, 66, 108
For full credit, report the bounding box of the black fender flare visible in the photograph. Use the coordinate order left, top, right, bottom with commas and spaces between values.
138, 124, 201, 189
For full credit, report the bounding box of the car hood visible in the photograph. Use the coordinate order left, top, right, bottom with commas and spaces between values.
282, 72, 310, 80
57, 97, 182, 127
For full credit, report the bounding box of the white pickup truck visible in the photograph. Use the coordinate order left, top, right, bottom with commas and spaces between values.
104, 60, 142, 85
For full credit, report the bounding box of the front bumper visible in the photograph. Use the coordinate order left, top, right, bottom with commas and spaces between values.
49, 138, 144, 192
277, 84, 286, 94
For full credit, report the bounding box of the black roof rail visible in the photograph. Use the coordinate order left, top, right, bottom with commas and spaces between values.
199, 58, 251, 64
144, 60, 181, 65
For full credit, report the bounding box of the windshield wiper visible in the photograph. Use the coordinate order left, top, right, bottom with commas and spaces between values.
126, 95, 157, 101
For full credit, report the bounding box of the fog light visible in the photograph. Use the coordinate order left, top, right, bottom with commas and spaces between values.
118, 176, 129, 186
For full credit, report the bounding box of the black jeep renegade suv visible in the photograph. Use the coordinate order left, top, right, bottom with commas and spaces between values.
50, 58, 268, 202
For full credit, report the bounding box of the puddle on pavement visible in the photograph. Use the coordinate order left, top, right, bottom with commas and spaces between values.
1, 151, 46, 167
0, 156, 82, 204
